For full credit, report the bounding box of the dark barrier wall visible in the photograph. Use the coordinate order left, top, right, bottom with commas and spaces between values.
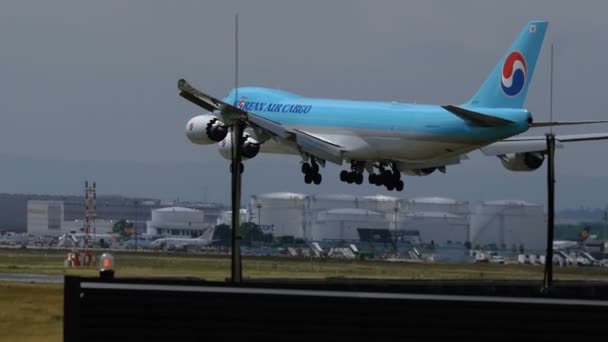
64, 277, 608, 342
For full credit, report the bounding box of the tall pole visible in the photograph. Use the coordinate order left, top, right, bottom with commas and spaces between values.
134, 200, 138, 251
549, 44, 554, 134
230, 13, 243, 283
231, 123, 244, 283
543, 133, 556, 290
543, 43, 556, 291
603, 208, 607, 244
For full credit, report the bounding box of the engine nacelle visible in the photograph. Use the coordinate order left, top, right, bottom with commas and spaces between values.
402, 167, 436, 176
218, 132, 261, 160
500, 152, 544, 171
185, 115, 228, 145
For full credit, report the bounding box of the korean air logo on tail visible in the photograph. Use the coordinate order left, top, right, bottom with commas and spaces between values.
500, 51, 527, 96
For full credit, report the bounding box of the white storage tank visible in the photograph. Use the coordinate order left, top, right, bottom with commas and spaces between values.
218, 209, 249, 227
307, 194, 359, 211
406, 197, 470, 216
470, 200, 546, 252
249, 192, 307, 239
358, 195, 400, 213
305, 194, 360, 240
311, 208, 389, 242
147, 207, 205, 237
396, 211, 469, 246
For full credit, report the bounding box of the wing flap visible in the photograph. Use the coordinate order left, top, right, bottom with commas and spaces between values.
247, 113, 291, 139
293, 129, 343, 165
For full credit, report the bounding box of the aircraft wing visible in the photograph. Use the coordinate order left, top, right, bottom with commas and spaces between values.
178, 79, 345, 164
480, 133, 608, 156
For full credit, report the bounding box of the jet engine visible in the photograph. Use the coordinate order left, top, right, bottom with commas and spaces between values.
402, 167, 436, 176
185, 115, 228, 145
218, 132, 261, 160
499, 152, 544, 171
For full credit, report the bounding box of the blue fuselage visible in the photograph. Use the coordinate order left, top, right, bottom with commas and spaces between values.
223, 87, 531, 162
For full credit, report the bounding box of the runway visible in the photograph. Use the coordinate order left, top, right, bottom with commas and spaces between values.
0, 272, 63, 284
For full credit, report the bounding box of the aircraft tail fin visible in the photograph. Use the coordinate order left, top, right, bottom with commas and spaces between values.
579, 226, 590, 242
466, 21, 548, 109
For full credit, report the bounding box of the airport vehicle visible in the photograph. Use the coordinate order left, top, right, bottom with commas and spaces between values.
179, 20, 608, 191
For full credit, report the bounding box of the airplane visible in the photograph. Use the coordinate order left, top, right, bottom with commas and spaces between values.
553, 226, 591, 250
178, 20, 608, 192
150, 227, 216, 250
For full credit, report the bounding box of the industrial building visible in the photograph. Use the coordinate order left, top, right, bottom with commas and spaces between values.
245, 193, 545, 252
396, 211, 469, 246
218, 209, 249, 228
311, 208, 389, 241
27, 200, 113, 236
394, 197, 470, 245
27, 200, 63, 236
21, 192, 547, 252
25, 197, 224, 238
146, 205, 223, 237
470, 200, 546, 251
248, 192, 307, 237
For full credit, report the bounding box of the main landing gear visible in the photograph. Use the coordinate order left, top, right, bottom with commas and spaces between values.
340, 162, 404, 192
301, 159, 322, 185
339, 161, 364, 185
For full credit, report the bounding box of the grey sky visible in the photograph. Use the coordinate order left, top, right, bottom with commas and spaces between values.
1, 0, 607, 208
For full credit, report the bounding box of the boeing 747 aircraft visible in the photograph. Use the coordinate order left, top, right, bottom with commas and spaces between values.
178, 20, 608, 192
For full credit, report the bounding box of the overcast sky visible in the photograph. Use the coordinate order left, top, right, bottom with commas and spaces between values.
1, 0, 607, 208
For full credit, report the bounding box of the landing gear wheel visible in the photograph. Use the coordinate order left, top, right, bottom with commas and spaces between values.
301, 163, 311, 174
386, 182, 395, 191
312, 162, 319, 174
369, 174, 376, 184
346, 172, 354, 184
375, 176, 383, 186
313, 173, 322, 185
355, 173, 363, 185
230, 163, 244, 174
304, 174, 313, 184
382, 169, 392, 181
395, 180, 404, 192
340, 170, 349, 182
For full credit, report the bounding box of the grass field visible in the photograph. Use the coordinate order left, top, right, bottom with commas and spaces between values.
2, 248, 608, 281
0, 282, 62, 342
1, 248, 607, 341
